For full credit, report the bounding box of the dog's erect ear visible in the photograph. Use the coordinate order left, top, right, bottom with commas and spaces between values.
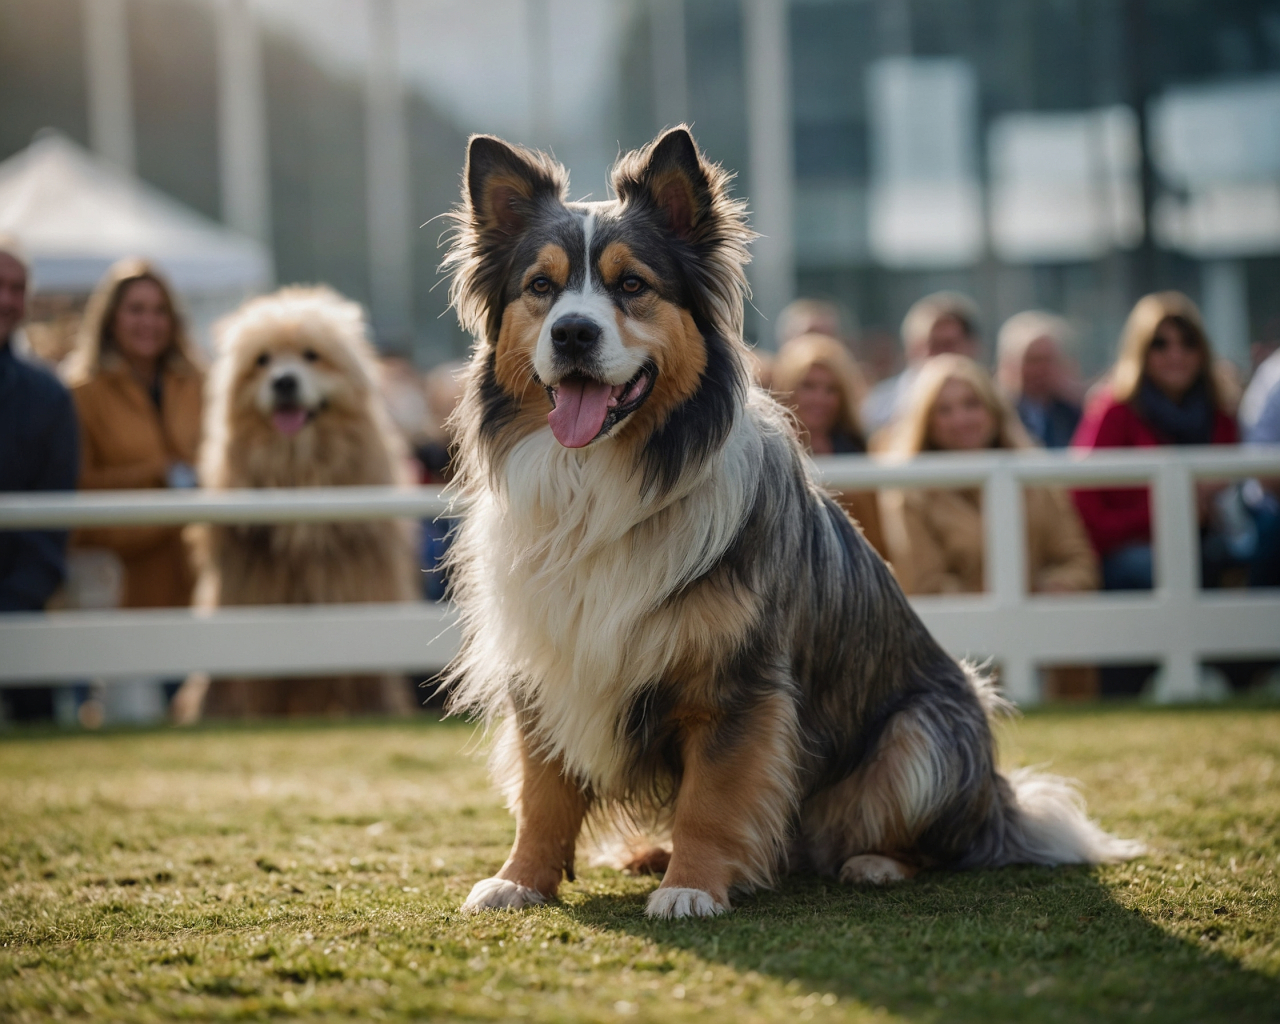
609, 126, 752, 347
466, 135, 564, 237
613, 127, 714, 242
446, 137, 568, 341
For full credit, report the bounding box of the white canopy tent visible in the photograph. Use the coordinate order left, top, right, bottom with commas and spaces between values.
0, 132, 273, 346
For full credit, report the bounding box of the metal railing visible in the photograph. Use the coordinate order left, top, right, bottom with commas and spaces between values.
2, 446, 1278, 704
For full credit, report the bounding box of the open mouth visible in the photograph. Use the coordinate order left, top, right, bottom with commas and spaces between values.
544, 361, 657, 449
270, 404, 315, 436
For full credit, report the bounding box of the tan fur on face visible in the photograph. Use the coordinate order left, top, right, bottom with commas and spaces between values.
594, 241, 707, 441
488, 243, 571, 456
494, 243, 568, 398
203, 288, 403, 494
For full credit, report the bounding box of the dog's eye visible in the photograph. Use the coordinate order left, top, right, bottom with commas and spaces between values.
255, 352, 270, 367
620, 275, 646, 295
302, 348, 319, 363
529, 276, 552, 296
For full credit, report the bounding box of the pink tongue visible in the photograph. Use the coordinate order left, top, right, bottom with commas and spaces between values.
272, 409, 308, 436
547, 378, 613, 448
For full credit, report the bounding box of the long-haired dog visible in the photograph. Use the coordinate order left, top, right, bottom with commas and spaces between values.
178, 286, 417, 719
443, 128, 1139, 919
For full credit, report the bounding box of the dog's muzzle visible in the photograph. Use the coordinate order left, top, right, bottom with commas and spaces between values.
269, 372, 314, 436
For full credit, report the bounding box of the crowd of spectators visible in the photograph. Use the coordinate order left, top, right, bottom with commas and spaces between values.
2, 231, 1279, 718
763, 287, 1280, 697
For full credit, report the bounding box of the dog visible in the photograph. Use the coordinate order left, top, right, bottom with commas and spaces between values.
175, 286, 417, 719
441, 128, 1140, 919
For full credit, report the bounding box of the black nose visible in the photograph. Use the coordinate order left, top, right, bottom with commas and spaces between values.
272, 374, 299, 401
550, 316, 602, 360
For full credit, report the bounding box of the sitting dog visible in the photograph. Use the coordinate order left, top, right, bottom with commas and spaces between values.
177, 286, 417, 719
443, 128, 1139, 918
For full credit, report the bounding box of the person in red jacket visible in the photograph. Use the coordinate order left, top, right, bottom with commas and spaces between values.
1071, 291, 1239, 594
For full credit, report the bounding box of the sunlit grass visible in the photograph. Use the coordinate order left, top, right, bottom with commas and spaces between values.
1, 705, 1277, 1022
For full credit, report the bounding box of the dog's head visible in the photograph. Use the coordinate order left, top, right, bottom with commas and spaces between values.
214, 286, 379, 440
446, 127, 753, 491
202, 287, 407, 490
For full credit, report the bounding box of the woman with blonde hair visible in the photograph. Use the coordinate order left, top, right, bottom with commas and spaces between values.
772, 332, 887, 558
67, 259, 205, 608
772, 333, 867, 453
1071, 291, 1238, 593
882, 355, 1097, 589
881, 355, 1098, 697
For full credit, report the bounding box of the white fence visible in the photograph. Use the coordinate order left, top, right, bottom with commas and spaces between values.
1, 446, 1278, 705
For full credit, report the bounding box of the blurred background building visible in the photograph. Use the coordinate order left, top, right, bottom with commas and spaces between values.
1, 0, 1278, 373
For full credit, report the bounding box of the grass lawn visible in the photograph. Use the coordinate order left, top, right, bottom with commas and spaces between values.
1, 704, 1278, 1023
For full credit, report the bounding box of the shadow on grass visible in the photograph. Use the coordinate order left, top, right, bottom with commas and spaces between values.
566, 867, 1280, 1024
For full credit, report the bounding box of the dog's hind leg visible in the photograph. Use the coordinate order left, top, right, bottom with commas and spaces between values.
838, 853, 917, 885
462, 722, 588, 913
802, 699, 982, 884
646, 690, 799, 919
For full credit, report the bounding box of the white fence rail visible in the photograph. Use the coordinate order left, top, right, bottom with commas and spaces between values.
2, 446, 1278, 704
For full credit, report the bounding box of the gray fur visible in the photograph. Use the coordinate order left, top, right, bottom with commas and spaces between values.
443, 130, 1140, 911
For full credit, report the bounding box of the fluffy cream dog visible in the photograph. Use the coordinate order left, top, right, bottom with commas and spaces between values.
180, 286, 417, 718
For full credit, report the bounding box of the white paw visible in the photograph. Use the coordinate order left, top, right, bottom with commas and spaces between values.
460, 877, 546, 914
839, 854, 911, 885
645, 887, 727, 919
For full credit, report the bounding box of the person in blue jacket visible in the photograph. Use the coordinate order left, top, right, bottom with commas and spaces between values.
0, 239, 80, 720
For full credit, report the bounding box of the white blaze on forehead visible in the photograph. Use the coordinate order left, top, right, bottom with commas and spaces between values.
531, 208, 649, 386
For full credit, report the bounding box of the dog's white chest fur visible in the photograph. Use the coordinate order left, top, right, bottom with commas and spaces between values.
454, 416, 762, 792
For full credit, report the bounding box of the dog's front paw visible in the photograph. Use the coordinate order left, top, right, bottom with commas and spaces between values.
645, 886, 727, 919
461, 877, 546, 914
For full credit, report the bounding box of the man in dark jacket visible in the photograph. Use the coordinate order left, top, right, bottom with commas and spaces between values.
997, 310, 1083, 449
0, 240, 79, 720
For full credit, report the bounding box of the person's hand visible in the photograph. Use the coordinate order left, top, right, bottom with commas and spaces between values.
166, 462, 199, 489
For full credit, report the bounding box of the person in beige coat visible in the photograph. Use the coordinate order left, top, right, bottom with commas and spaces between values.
880, 355, 1099, 697
65, 260, 204, 609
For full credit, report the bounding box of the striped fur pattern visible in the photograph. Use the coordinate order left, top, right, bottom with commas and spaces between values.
443, 128, 1140, 918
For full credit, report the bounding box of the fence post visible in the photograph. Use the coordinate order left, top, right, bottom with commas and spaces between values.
1152, 458, 1199, 701
984, 459, 1035, 704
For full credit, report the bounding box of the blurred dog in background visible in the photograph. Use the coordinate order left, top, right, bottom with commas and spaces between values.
174, 286, 417, 720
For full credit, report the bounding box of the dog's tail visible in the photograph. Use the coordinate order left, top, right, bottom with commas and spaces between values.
962, 662, 1145, 867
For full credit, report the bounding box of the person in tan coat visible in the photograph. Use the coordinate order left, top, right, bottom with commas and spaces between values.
65, 259, 204, 609
880, 355, 1099, 697
772, 332, 889, 561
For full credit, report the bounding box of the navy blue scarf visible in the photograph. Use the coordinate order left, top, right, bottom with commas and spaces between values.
1135, 376, 1214, 445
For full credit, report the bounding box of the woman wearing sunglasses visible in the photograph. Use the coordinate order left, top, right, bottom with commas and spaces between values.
1071, 291, 1239, 598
